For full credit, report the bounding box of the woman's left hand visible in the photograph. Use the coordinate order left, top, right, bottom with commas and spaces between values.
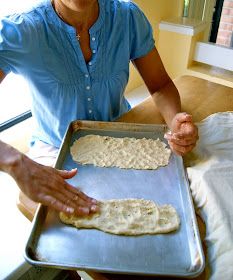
164, 112, 198, 156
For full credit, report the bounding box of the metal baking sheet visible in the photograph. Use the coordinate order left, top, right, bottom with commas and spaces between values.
25, 120, 205, 278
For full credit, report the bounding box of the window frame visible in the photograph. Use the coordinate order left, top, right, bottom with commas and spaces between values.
0, 110, 32, 132
0, 71, 32, 132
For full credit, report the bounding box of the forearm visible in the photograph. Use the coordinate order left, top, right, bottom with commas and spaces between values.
151, 78, 181, 129
132, 48, 181, 128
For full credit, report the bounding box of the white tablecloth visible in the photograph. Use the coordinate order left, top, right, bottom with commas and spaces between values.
185, 112, 233, 280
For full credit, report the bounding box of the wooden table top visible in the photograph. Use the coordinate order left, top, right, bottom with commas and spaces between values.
119, 75, 233, 124
78, 75, 233, 280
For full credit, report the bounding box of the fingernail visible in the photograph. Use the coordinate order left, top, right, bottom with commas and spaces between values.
66, 207, 74, 213
71, 168, 77, 172
164, 133, 171, 139
91, 205, 100, 212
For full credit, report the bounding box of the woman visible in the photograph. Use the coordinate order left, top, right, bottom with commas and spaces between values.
0, 0, 198, 215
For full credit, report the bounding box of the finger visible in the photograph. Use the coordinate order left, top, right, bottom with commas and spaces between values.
180, 122, 198, 135
164, 131, 172, 139
168, 135, 198, 146
165, 131, 198, 146
173, 125, 197, 140
38, 194, 93, 216
57, 168, 78, 179
169, 139, 196, 147
67, 189, 100, 213
54, 190, 87, 209
57, 189, 94, 209
172, 130, 198, 140
48, 184, 100, 213
35, 184, 93, 213
90, 204, 100, 213
169, 142, 196, 156
171, 113, 193, 132
166, 120, 198, 139
45, 184, 95, 211
39, 170, 98, 206
175, 112, 193, 124
38, 193, 75, 214
64, 183, 98, 204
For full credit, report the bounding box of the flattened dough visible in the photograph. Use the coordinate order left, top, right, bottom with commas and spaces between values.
59, 199, 180, 235
70, 135, 171, 170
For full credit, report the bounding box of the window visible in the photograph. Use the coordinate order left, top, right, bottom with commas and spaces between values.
183, 0, 190, 17
0, 0, 37, 131
213, 0, 233, 48
0, 74, 31, 131
183, 0, 233, 48
0, 0, 37, 16
183, 0, 233, 71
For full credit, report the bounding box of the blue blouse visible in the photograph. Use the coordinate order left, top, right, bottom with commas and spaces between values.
0, 0, 155, 147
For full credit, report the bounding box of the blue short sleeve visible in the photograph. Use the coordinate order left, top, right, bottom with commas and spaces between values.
0, 14, 32, 74
0, 18, 11, 74
129, 2, 155, 60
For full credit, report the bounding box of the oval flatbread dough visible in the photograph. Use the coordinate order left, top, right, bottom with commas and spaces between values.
70, 135, 171, 170
59, 199, 180, 235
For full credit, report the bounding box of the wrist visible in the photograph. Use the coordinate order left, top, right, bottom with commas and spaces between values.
167, 112, 179, 130
0, 142, 25, 176
7, 152, 26, 178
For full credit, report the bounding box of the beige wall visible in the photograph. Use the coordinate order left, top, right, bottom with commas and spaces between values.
126, 0, 184, 93
134, 0, 184, 41
157, 29, 205, 79
157, 31, 192, 79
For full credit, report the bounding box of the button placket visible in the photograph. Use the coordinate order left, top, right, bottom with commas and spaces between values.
89, 32, 98, 68
84, 73, 93, 116
85, 32, 97, 118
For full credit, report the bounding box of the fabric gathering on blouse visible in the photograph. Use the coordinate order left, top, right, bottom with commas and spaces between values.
0, 0, 155, 148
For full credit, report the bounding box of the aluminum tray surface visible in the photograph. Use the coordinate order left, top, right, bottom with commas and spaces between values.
25, 121, 204, 277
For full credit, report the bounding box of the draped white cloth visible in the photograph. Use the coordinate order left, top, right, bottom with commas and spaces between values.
186, 112, 233, 280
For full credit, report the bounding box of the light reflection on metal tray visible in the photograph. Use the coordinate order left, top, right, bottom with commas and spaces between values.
24, 120, 205, 278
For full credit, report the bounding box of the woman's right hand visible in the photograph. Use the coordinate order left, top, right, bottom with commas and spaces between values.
9, 154, 99, 216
